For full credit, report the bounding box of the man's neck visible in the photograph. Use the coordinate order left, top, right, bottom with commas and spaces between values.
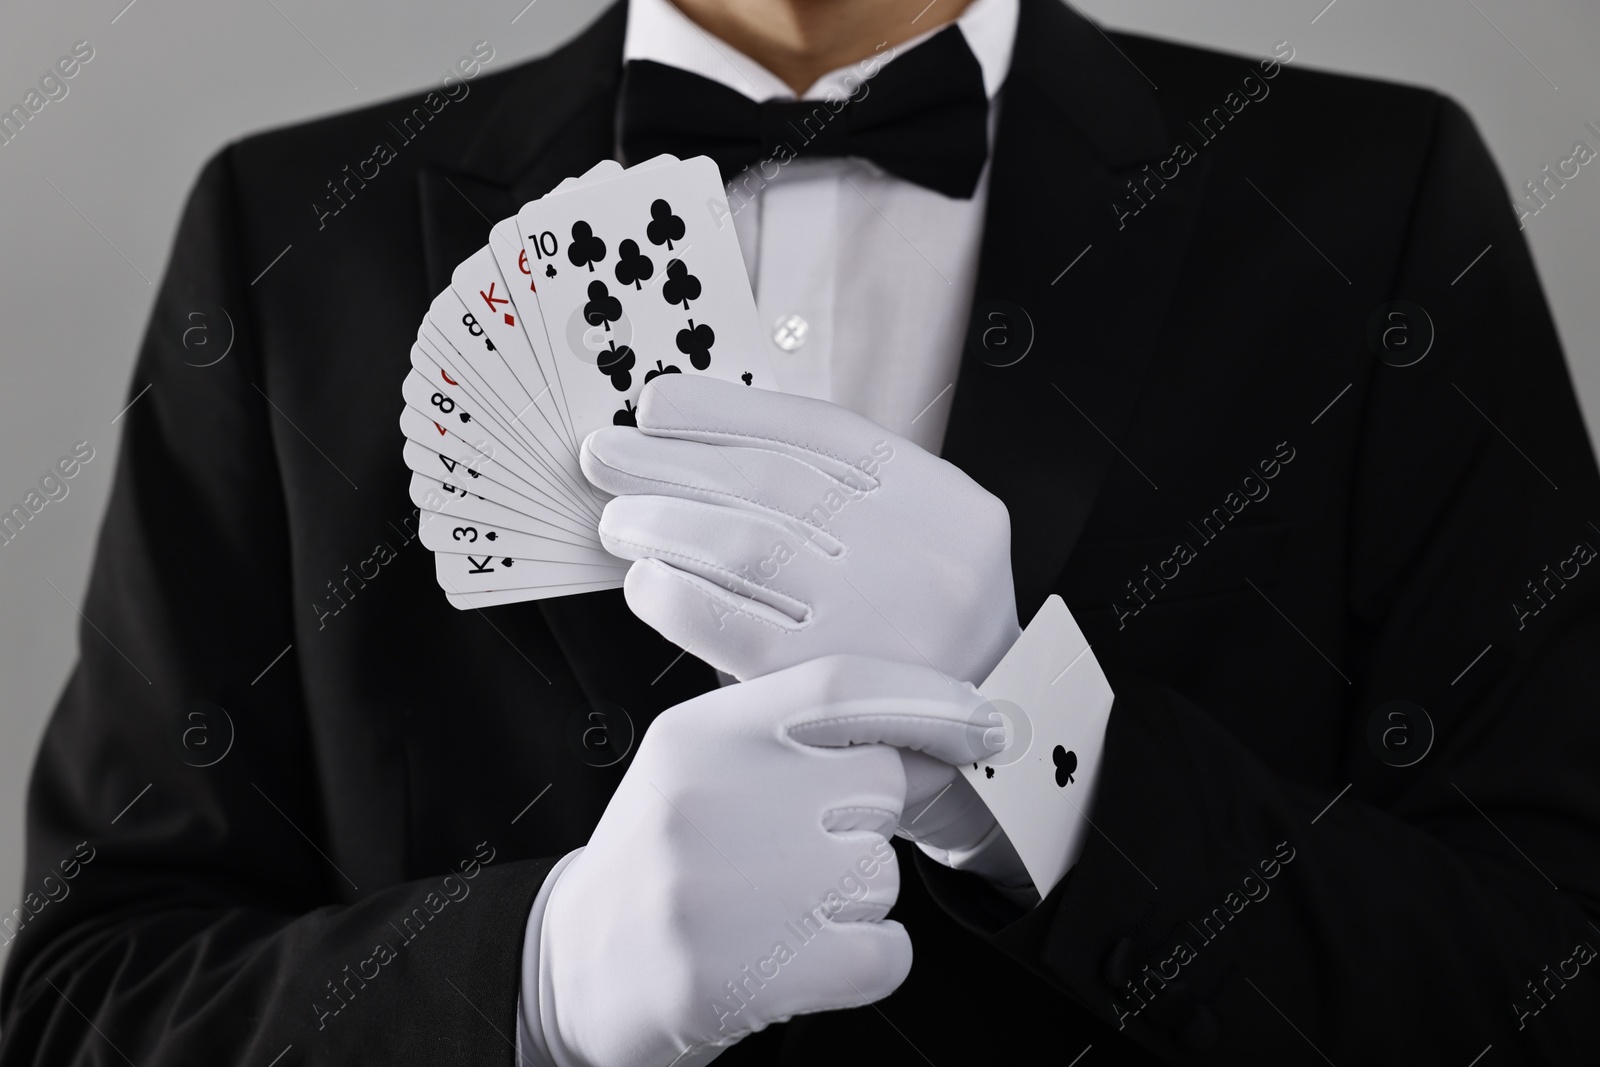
667, 0, 975, 95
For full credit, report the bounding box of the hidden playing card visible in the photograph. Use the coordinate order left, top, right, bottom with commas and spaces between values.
516, 155, 771, 439
964, 595, 1115, 895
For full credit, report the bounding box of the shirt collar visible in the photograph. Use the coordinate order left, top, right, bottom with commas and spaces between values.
622, 0, 1017, 103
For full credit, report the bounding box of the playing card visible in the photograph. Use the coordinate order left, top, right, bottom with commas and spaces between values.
411, 467, 626, 601
484, 160, 667, 456
432, 548, 625, 594
963, 595, 1115, 895
399, 417, 589, 539
401, 154, 763, 610
516, 155, 772, 439
414, 326, 605, 527
415, 508, 601, 560
406, 469, 596, 547
421, 295, 600, 521
433, 547, 625, 594
448, 246, 587, 478
400, 367, 596, 527
445, 583, 622, 611
487, 219, 578, 456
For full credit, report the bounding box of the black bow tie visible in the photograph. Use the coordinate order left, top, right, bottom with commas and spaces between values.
618, 26, 990, 200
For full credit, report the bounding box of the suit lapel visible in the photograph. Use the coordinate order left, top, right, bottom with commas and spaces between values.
943, 0, 1210, 620
416, 0, 722, 716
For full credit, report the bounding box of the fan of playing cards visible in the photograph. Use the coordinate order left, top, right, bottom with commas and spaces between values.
398, 155, 774, 609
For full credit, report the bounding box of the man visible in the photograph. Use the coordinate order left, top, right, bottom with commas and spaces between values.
3, 0, 1598, 1063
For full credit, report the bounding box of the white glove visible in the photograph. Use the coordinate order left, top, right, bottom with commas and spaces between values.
531, 655, 1003, 1067
579, 374, 1022, 687
579, 375, 1029, 887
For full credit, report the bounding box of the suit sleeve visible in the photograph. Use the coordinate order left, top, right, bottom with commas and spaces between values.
919, 97, 1600, 1064
0, 146, 554, 1066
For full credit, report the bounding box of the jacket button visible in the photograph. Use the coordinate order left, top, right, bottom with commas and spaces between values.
1179, 1006, 1221, 1050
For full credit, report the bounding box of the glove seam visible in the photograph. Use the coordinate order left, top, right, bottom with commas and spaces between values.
607, 535, 750, 585
789, 712, 984, 743
787, 716, 985, 758
640, 425, 884, 490
592, 451, 875, 523
820, 806, 900, 827
630, 554, 811, 633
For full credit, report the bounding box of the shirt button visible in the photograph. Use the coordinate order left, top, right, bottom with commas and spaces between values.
772, 313, 809, 352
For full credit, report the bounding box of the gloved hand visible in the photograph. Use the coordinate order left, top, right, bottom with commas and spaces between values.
533, 656, 1002, 1067
579, 374, 1022, 686
579, 375, 1029, 889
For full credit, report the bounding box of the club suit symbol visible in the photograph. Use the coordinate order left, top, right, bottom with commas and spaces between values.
597, 342, 635, 392
1053, 745, 1077, 786
676, 319, 714, 370
568, 220, 606, 272
646, 198, 685, 250
662, 259, 701, 309
643, 359, 681, 385
584, 281, 623, 332
614, 239, 654, 290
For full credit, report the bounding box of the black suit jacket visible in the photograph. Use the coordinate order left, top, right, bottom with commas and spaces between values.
5, 1, 1599, 1063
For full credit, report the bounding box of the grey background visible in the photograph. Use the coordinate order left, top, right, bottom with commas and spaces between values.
0, 0, 1595, 913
